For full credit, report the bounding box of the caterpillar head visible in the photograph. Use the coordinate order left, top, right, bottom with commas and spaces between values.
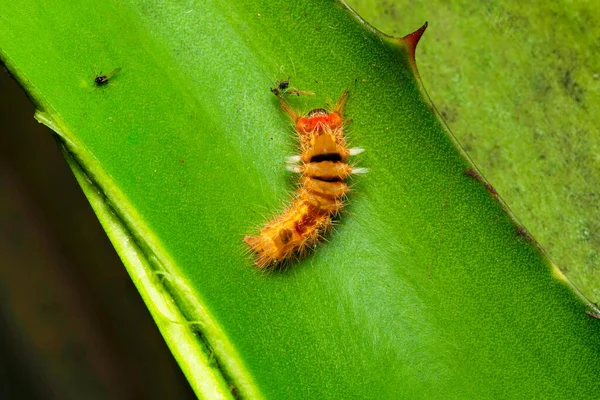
296, 109, 342, 134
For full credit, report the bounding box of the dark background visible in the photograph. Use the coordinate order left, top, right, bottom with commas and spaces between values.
0, 67, 194, 399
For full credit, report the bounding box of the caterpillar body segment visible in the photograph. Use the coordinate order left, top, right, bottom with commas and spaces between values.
244, 90, 365, 269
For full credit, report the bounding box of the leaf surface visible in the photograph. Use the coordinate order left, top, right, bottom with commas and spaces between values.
1, 1, 598, 398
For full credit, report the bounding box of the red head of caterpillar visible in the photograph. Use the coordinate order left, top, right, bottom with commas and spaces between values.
244, 90, 368, 269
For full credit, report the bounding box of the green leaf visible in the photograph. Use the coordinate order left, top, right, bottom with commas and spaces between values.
1, 1, 598, 399
347, 0, 600, 303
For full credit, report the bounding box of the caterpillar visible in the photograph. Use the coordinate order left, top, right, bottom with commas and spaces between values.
244, 90, 367, 269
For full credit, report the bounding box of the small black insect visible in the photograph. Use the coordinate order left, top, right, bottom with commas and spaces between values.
94, 68, 121, 86
270, 76, 290, 96
270, 76, 313, 98
277, 77, 290, 91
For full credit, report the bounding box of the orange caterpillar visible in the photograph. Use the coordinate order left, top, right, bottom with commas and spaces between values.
244, 91, 367, 268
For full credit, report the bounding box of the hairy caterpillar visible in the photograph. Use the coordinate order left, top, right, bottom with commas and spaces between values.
244, 90, 367, 268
